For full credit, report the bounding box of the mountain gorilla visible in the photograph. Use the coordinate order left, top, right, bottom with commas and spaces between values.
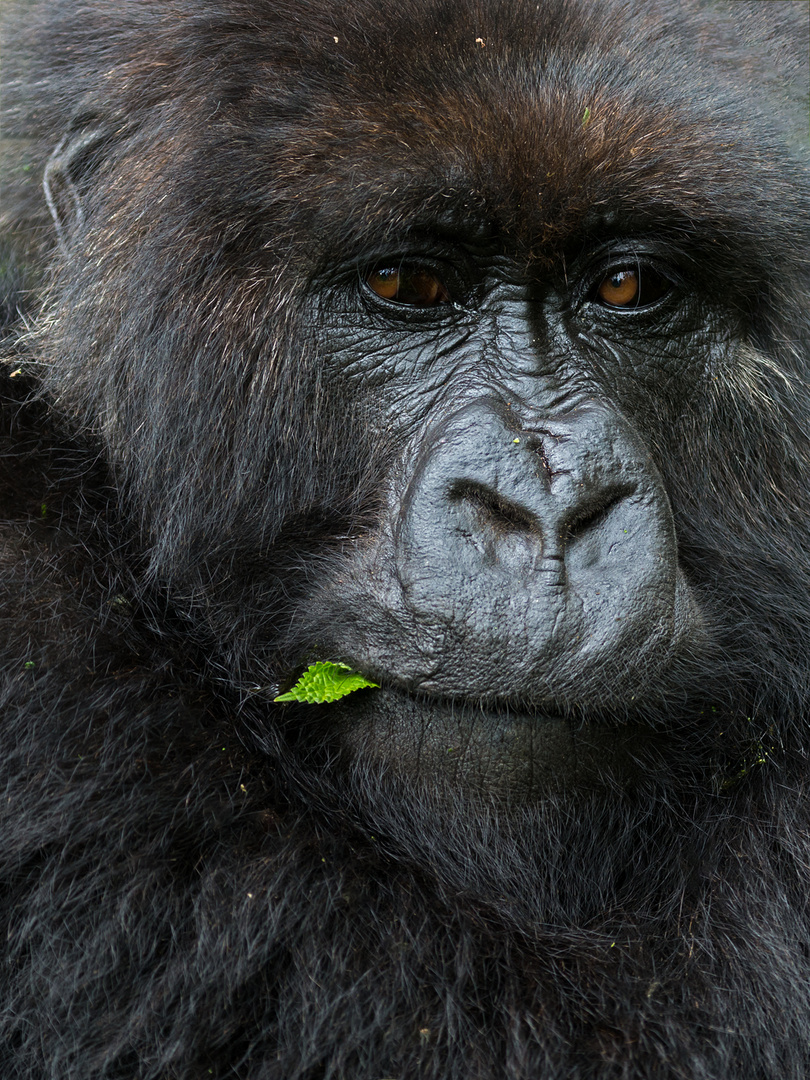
1, 0, 810, 1077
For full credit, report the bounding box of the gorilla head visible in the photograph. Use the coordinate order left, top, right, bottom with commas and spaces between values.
2, 1, 810, 1077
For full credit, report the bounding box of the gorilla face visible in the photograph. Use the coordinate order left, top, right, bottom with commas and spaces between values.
7, 0, 806, 810
293, 236, 714, 796
239, 36, 764, 797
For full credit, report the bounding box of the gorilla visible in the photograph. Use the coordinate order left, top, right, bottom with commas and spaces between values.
1, 0, 809, 1076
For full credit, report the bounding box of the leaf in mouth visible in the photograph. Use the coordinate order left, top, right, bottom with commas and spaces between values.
274, 661, 379, 704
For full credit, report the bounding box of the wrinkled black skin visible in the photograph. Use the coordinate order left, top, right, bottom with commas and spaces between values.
2, 1, 810, 1077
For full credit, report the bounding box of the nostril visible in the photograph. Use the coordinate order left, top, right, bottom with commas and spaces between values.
449, 479, 540, 535
565, 484, 635, 542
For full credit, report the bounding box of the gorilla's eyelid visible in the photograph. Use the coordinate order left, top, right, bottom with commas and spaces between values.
579, 256, 677, 310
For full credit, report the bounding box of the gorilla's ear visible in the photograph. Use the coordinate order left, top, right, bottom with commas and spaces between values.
43, 123, 107, 252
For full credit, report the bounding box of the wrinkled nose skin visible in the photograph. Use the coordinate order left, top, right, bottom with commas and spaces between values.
384, 398, 700, 702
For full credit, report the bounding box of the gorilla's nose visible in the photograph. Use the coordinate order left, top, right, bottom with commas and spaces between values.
386, 396, 690, 699
396, 398, 644, 582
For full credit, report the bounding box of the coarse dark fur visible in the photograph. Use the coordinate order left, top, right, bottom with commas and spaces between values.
2, 1, 810, 1077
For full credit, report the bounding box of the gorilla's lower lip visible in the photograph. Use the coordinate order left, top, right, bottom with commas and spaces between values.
332, 684, 652, 798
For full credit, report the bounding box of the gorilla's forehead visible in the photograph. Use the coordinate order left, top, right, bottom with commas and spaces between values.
49, 0, 802, 278
228, 0, 801, 263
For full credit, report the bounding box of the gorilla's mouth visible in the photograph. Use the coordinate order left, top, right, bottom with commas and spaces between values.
315, 682, 665, 799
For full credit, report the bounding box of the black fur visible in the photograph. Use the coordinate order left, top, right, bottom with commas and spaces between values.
1, 2, 810, 1077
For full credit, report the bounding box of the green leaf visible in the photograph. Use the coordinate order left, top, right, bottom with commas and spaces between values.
274, 661, 378, 704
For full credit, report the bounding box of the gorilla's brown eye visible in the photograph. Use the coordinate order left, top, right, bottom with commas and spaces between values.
595, 266, 669, 309
367, 266, 451, 307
